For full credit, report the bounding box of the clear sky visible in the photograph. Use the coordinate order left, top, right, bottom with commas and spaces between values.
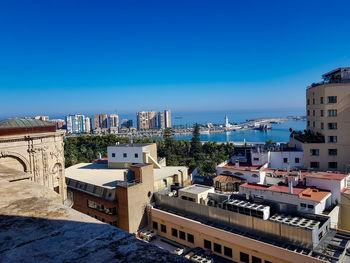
1, 0, 350, 119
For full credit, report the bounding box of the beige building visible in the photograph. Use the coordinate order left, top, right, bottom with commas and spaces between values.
109, 114, 119, 134
149, 111, 157, 129
85, 116, 91, 133
0, 118, 67, 203
137, 111, 149, 130
34, 115, 49, 121
290, 68, 350, 172
66, 143, 190, 233
93, 114, 108, 133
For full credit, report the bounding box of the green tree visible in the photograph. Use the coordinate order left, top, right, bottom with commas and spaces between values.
190, 123, 202, 160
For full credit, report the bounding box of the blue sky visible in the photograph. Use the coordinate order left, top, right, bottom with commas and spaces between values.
1, 0, 350, 119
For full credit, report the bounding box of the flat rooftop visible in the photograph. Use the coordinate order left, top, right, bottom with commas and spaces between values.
154, 166, 187, 181
179, 184, 213, 195
305, 172, 348, 181
66, 162, 127, 189
110, 143, 154, 147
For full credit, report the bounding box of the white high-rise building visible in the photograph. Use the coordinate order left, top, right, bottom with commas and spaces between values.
164, 110, 171, 128
109, 114, 119, 134
66, 114, 85, 134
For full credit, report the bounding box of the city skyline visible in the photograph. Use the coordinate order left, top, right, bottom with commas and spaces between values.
1, 0, 350, 118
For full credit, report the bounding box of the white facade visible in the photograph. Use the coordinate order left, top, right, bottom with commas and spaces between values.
268, 151, 303, 169
107, 146, 144, 164
305, 176, 348, 205
66, 114, 85, 134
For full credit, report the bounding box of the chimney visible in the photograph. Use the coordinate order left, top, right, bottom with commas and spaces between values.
235, 159, 240, 168
288, 177, 293, 194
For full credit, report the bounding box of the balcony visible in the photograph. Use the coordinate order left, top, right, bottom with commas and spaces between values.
291, 130, 325, 144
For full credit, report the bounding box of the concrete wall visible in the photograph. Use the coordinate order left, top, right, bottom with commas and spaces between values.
340, 191, 350, 231
107, 146, 144, 165
305, 177, 344, 204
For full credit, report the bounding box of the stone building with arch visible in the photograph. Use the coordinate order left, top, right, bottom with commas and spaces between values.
0, 118, 67, 203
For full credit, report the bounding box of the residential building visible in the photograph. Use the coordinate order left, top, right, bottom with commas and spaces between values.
85, 116, 91, 133
121, 119, 133, 129
109, 114, 119, 134
34, 115, 49, 121
158, 112, 165, 129
290, 67, 350, 172
93, 114, 108, 133
149, 111, 157, 129
66, 114, 86, 134
50, 119, 66, 129
137, 111, 149, 130
66, 143, 190, 233
150, 186, 350, 263
164, 109, 171, 128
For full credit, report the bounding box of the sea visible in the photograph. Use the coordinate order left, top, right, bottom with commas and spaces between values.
121, 109, 306, 143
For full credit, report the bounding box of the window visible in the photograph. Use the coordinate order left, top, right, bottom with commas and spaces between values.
328, 96, 337, 103
135, 153, 138, 158
204, 239, 211, 250
252, 256, 262, 263
307, 110, 310, 116
328, 162, 337, 169
179, 231, 186, 240
313, 121, 315, 127
253, 157, 259, 161
171, 228, 178, 237
307, 204, 314, 209
187, 233, 194, 243
188, 197, 195, 202
213, 243, 222, 254
310, 162, 319, 168
283, 158, 288, 163
301, 203, 306, 208
224, 247, 232, 258
265, 261, 272, 263
320, 97, 324, 104
160, 224, 166, 233
328, 149, 337, 156
152, 221, 158, 230
295, 158, 300, 163
307, 121, 310, 127
307, 99, 310, 105
310, 149, 319, 156
240, 252, 250, 263
313, 110, 315, 116
320, 110, 324, 117
328, 109, 337, 117
112, 153, 115, 157
181, 196, 187, 200
328, 136, 337, 143
312, 98, 315, 104
87, 200, 116, 215
123, 153, 127, 158
321, 122, 324, 129
328, 123, 337, 130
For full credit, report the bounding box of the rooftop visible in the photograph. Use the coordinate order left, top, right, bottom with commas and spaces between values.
223, 163, 262, 171
0, 179, 189, 263
305, 172, 348, 181
240, 182, 331, 202
110, 143, 154, 147
214, 174, 245, 183
0, 118, 57, 136
154, 166, 187, 181
66, 162, 128, 189
179, 184, 214, 195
